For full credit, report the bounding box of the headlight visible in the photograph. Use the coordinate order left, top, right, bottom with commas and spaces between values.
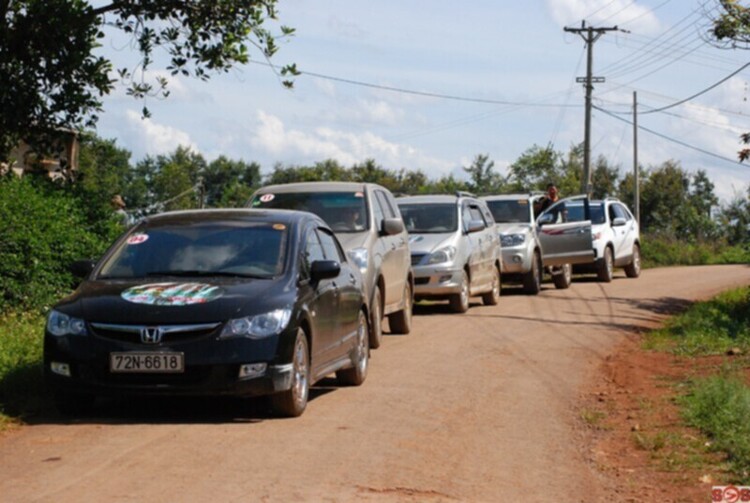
348, 247, 368, 273
427, 246, 457, 265
46, 310, 87, 337
500, 233, 526, 247
220, 308, 292, 339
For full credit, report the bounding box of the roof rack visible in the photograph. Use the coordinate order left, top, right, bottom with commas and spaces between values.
455, 190, 475, 198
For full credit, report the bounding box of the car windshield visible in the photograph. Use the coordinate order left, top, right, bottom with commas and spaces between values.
486, 199, 531, 223
251, 191, 368, 233
98, 222, 288, 279
562, 202, 606, 224
398, 203, 458, 233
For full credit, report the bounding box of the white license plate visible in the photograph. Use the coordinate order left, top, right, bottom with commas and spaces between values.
110, 352, 184, 373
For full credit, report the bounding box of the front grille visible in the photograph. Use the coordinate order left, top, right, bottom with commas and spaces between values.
414, 277, 430, 285
411, 253, 427, 266
90, 322, 221, 345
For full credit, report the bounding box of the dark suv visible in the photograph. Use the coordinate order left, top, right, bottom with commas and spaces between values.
248, 182, 413, 349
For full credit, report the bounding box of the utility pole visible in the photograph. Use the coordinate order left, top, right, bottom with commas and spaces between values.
564, 21, 618, 197
633, 91, 640, 223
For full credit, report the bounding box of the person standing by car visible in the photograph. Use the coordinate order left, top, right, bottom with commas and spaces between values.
535, 183, 560, 217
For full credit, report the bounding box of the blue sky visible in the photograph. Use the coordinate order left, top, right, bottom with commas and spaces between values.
95, 0, 750, 203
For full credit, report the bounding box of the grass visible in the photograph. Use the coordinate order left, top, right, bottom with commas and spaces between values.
641, 286, 750, 483
645, 287, 750, 356
680, 374, 750, 483
0, 311, 47, 429
641, 236, 750, 269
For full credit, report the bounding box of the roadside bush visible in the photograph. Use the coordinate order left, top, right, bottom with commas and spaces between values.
681, 374, 750, 482
647, 287, 750, 355
641, 234, 750, 268
0, 312, 45, 423
0, 176, 112, 312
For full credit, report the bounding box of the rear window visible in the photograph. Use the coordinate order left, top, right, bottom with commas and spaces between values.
251, 191, 369, 233
398, 203, 458, 233
485, 200, 531, 223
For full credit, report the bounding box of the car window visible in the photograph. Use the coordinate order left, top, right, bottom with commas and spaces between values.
99, 222, 287, 279
468, 205, 486, 228
372, 191, 387, 231
612, 203, 630, 221
251, 191, 369, 233
375, 190, 397, 219
555, 202, 604, 224
301, 227, 325, 276
398, 203, 458, 233
318, 228, 346, 262
486, 199, 531, 223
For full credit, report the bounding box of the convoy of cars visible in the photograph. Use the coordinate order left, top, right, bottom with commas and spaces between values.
44, 186, 641, 417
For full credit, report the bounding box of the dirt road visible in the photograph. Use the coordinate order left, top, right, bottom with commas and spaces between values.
2, 265, 748, 502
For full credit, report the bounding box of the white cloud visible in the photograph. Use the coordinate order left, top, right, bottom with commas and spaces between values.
249, 111, 454, 174
327, 16, 366, 38
548, 0, 661, 33
122, 110, 197, 158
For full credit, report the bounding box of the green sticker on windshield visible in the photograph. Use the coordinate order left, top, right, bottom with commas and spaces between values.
121, 282, 223, 306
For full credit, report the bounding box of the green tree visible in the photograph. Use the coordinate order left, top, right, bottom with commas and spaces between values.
1, 0, 296, 161
719, 185, 750, 245
590, 156, 621, 199
506, 145, 560, 192
203, 157, 261, 207
463, 153, 502, 194
639, 160, 690, 236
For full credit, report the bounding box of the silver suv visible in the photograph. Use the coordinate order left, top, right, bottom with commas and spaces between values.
248, 182, 413, 349
396, 193, 501, 313
482, 193, 595, 294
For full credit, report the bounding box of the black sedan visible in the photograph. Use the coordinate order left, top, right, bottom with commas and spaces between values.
44, 209, 370, 417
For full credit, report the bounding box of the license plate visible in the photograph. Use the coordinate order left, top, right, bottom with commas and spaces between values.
110, 352, 184, 373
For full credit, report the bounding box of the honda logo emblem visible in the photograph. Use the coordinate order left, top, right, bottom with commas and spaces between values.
140, 327, 163, 344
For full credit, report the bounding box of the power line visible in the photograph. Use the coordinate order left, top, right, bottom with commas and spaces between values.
641, 61, 750, 114
594, 104, 746, 168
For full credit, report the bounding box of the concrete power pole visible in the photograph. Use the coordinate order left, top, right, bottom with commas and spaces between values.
564, 21, 618, 197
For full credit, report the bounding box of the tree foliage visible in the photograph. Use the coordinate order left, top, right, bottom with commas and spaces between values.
0, 0, 296, 160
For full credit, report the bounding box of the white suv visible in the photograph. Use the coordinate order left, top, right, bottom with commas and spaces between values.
539, 197, 641, 282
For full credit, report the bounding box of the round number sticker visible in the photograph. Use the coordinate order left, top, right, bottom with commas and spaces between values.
127, 233, 149, 245
260, 193, 275, 203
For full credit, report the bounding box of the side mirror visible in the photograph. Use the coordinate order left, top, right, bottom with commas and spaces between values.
70, 260, 96, 279
381, 218, 405, 236
612, 217, 627, 227
310, 260, 341, 282
466, 219, 485, 234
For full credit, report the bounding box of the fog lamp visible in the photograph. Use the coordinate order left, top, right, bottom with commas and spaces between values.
51, 362, 71, 377
239, 363, 267, 379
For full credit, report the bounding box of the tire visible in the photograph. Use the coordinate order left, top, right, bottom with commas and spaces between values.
53, 390, 95, 416
624, 243, 641, 278
337, 310, 369, 386
522, 251, 542, 295
449, 270, 470, 313
597, 246, 614, 283
552, 263, 572, 289
481, 266, 501, 306
271, 329, 310, 418
388, 281, 412, 334
368, 286, 383, 349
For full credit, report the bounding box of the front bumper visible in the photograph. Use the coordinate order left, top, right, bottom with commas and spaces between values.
44, 328, 292, 398
412, 264, 464, 299
501, 246, 531, 274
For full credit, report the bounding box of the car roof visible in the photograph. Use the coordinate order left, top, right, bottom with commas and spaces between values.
253, 181, 381, 194
139, 208, 324, 227
481, 193, 542, 201
396, 194, 476, 204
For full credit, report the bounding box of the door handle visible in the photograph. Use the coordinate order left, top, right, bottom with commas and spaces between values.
349, 274, 357, 285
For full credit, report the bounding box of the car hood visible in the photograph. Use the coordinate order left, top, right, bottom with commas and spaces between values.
408, 233, 456, 254
495, 223, 533, 235
54, 277, 294, 325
